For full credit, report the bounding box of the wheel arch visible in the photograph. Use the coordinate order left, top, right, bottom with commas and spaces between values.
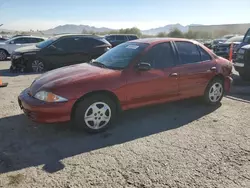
71, 90, 122, 119
204, 74, 225, 94
0, 48, 10, 56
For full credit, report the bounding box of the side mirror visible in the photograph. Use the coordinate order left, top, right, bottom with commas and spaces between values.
136, 62, 151, 71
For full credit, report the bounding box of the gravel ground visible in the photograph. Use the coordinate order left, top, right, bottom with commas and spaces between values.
0, 61, 250, 188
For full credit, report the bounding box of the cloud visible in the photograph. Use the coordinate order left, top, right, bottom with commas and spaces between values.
2, 19, 173, 31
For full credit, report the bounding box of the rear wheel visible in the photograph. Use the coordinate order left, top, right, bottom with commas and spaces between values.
204, 78, 224, 105
27, 59, 46, 73
0, 50, 7, 61
72, 94, 117, 133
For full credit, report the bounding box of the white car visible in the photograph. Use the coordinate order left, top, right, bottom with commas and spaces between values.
0, 36, 46, 60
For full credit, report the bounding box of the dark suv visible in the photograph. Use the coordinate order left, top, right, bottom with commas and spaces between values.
10, 34, 112, 73
233, 29, 250, 80
104, 34, 138, 47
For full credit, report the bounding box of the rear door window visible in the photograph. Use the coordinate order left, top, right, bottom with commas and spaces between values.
28, 38, 44, 43
75, 37, 103, 51
128, 35, 138, 40
175, 41, 201, 64
105, 36, 115, 41
116, 35, 127, 41
13, 38, 29, 44
53, 38, 77, 51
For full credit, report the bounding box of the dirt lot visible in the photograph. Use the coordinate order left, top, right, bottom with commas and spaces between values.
0, 60, 250, 188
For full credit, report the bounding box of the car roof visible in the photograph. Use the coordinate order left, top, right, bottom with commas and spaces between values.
55, 34, 102, 39
131, 38, 199, 45
105, 34, 137, 36
10, 35, 46, 40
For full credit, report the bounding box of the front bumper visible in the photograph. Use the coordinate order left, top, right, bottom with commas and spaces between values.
18, 88, 75, 123
10, 56, 25, 71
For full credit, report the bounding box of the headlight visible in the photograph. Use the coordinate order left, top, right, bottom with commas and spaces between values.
12, 54, 22, 59
34, 91, 68, 102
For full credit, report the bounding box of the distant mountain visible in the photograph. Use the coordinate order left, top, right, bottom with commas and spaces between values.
43, 24, 114, 34
41, 23, 204, 35
142, 24, 189, 35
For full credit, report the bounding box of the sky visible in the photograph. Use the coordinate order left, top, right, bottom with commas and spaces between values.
0, 0, 250, 31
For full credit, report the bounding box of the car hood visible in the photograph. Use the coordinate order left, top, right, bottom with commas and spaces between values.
216, 42, 241, 47
30, 63, 117, 95
14, 45, 40, 53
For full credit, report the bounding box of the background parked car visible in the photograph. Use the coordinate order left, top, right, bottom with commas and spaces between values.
213, 35, 244, 59
10, 34, 112, 72
0, 36, 46, 61
104, 34, 138, 47
233, 28, 250, 81
203, 40, 213, 49
0, 35, 8, 42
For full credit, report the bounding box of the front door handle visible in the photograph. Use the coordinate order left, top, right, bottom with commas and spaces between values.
210, 67, 217, 71
169, 73, 178, 77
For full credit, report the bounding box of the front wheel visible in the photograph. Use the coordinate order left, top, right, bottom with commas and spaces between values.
204, 78, 224, 105
72, 94, 117, 133
0, 50, 7, 61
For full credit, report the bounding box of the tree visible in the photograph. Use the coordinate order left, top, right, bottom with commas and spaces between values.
167, 28, 184, 38
119, 27, 142, 37
156, 32, 168, 37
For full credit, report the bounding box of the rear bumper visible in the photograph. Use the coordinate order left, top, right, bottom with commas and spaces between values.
224, 76, 233, 93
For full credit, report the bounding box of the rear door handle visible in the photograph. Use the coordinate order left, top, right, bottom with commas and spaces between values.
169, 73, 178, 77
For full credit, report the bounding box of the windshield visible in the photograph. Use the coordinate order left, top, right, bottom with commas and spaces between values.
36, 37, 57, 48
226, 36, 243, 43
94, 42, 149, 69
243, 29, 250, 43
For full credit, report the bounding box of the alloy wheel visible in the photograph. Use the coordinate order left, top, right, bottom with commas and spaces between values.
32, 60, 44, 72
84, 102, 112, 130
209, 82, 223, 103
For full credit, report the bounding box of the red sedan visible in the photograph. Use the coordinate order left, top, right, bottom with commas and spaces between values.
18, 38, 233, 133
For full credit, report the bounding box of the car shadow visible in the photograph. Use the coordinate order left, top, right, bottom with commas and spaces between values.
0, 99, 221, 174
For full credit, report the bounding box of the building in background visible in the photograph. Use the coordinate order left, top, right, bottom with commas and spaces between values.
189, 23, 250, 38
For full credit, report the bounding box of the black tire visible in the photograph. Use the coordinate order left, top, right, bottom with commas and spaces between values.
239, 71, 250, 81
72, 94, 117, 133
203, 78, 224, 105
0, 49, 7, 61
26, 59, 46, 73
